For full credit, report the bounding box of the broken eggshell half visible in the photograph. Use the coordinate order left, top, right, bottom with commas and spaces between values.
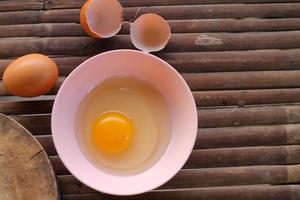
130, 14, 171, 52
80, 0, 123, 39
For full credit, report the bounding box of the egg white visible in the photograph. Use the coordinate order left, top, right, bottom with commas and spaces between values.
76, 77, 171, 175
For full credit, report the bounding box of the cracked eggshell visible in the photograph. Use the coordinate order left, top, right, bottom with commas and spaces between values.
80, 0, 123, 39
130, 14, 171, 52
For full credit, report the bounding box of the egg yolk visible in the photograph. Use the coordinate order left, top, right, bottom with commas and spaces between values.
91, 112, 134, 155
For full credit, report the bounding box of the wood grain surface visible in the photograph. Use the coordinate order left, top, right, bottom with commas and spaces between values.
1, 0, 300, 199
0, 114, 58, 200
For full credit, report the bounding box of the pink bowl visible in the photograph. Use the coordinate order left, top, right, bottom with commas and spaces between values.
52, 50, 197, 195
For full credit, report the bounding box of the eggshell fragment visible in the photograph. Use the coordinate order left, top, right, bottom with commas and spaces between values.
80, 0, 123, 39
3, 54, 58, 97
130, 14, 171, 52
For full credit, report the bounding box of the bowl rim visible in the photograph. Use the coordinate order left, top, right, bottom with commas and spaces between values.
51, 49, 198, 195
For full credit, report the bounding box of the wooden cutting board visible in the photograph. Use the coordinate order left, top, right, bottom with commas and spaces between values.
0, 113, 58, 200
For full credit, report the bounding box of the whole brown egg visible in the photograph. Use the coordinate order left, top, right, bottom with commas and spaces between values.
3, 54, 58, 97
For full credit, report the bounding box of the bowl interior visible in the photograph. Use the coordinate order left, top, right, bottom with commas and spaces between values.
52, 50, 197, 195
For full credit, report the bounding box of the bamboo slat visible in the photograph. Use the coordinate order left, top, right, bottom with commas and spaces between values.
1, 49, 300, 76
162, 165, 300, 189
57, 165, 300, 192
1, 89, 300, 115
160, 49, 300, 73
2, 0, 300, 12
33, 123, 300, 163
198, 105, 300, 128
48, 145, 300, 176
4, 71, 300, 95
183, 71, 300, 91
48, 0, 300, 9
185, 145, 300, 168
196, 124, 300, 148
5, 70, 300, 96
163, 18, 300, 33
1, 31, 300, 58
1, 4, 300, 26
9, 104, 300, 135
0, 24, 84, 38
61, 185, 300, 200
32, 124, 300, 158
34, 132, 300, 175
1, 18, 300, 38
0, 9, 80, 25
119, 0, 300, 7
123, 3, 300, 21
194, 89, 300, 107
0, 0, 44, 12
165, 31, 300, 52
44, 0, 84, 9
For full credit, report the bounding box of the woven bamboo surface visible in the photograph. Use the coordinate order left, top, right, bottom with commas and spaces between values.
1, 0, 300, 199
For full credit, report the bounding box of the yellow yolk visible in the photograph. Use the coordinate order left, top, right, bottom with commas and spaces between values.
91, 112, 134, 155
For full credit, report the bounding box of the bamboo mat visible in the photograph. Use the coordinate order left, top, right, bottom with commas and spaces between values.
1, 0, 300, 199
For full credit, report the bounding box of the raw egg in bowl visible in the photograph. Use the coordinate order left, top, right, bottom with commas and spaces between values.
52, 50, 197, 195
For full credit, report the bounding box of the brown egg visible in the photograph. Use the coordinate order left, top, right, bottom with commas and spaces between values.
3, 54, 58, 97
